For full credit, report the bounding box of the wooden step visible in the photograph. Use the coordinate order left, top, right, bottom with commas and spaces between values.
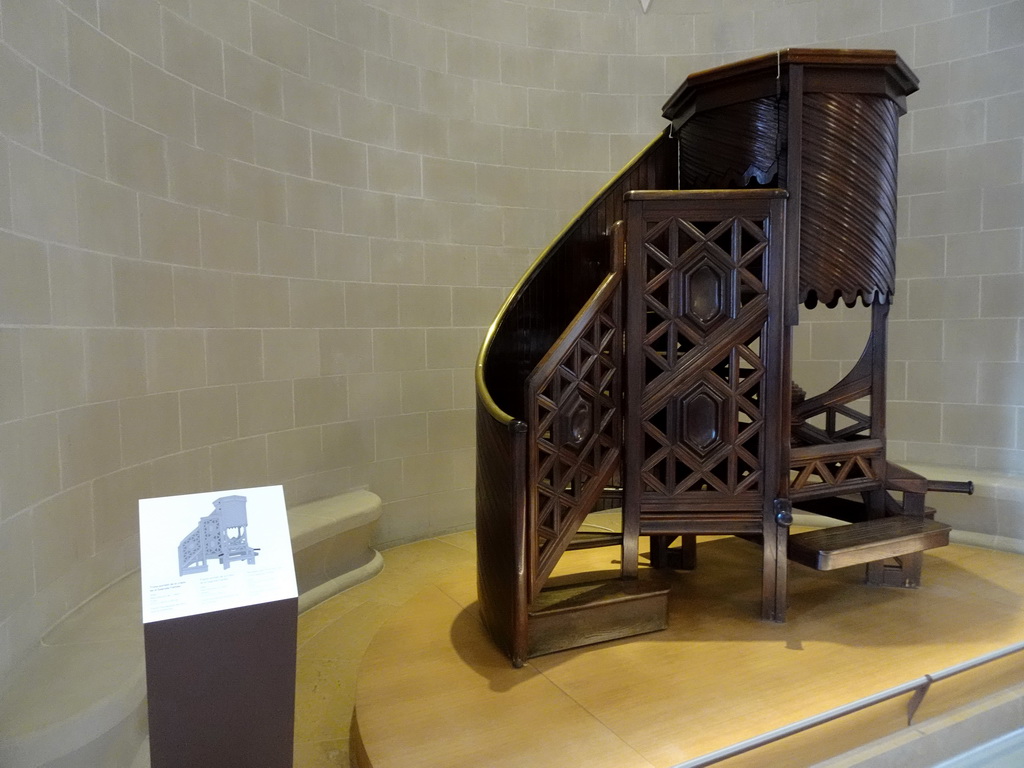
793, 497, 937, 524
528, 578, 669, 658
566, 530, 623, 550
788, 517, 951, 571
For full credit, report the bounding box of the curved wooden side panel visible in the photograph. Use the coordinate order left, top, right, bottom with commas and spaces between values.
474, 133, 674, 664
475, 401, 529, 666
678, 97, 786, 190
478, 131, 676, 423
800, 93, 900, 307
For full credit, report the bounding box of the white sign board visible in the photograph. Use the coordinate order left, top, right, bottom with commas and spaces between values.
139, 485, 297, 624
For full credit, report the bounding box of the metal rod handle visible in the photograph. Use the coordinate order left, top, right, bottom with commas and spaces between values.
927, 480, 974, 495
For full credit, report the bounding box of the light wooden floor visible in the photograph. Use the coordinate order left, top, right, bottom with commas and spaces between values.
294, 527, 1024, 768
293, 531, 479, 767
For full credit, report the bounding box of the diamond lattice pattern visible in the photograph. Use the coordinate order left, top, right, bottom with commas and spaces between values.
532, 301, 620, 563
640, 216, 768, 497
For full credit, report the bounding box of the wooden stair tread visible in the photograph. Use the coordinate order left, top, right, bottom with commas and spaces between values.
788, 517, 951, 571
793, 497, 937, 524
566, 531, 623, 550
530, 578, 667, 616
527, 578, 669, 658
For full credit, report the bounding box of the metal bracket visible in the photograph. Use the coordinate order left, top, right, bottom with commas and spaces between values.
774, 498, 793, 527
907, 675, 933, 725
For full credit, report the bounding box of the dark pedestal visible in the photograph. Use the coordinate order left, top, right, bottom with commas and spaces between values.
144, 597, 298, 768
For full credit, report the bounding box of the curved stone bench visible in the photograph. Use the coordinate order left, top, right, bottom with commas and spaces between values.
905, 464, 1024, 554
0, 573, 148, 768
289, 489, 384, 613
0, 490, 382, 768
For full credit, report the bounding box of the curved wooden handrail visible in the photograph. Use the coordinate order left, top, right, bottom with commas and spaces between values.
475, 129, 676, 425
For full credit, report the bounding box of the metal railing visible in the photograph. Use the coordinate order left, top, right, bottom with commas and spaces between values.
670, 639, 1024, 768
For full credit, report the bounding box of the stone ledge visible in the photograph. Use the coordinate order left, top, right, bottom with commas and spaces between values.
907, 463, 1024, 553
0, 574, 145, 768
288, 489, 382, 553
289, 489, 384, 610
812, 679, 1024, 767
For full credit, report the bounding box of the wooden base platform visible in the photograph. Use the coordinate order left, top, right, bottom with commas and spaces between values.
351, 532, 1024, 767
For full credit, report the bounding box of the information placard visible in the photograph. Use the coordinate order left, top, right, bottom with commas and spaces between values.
139, 485, 297, 623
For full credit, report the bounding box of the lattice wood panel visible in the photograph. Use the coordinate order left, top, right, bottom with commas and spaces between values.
633, 212, 770, 505
527, 272, 623, 598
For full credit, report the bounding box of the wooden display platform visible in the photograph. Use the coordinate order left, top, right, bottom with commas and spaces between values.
352, 534, 1024, 767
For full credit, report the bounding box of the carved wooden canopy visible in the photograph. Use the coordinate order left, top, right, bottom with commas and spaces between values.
662, 49, 920, 308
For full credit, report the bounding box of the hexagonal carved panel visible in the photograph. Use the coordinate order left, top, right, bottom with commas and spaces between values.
556, 395, 592, 448
681, 387, 723, 455
686, 262, 723, 325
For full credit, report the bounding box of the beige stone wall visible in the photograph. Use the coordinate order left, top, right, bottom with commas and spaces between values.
0, 0, 1020, 673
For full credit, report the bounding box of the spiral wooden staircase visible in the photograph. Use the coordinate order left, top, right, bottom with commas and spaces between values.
475, 50, 971, 668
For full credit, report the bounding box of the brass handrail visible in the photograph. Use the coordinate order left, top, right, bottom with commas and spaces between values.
474, 130, 669, 425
